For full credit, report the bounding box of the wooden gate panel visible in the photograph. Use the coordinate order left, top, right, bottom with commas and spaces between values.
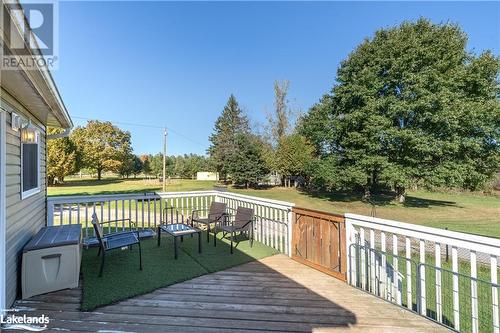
291, 207, 346, 281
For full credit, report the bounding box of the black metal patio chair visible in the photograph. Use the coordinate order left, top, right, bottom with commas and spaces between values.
218, 206, 254, 254
91, 212, 143, 277
191, 202, 227, 244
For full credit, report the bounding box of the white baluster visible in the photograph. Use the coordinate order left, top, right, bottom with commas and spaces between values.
452, 246, 460, 331
435, 243, 442, 323
471, 250, 479, 333
491, 255, 499, 333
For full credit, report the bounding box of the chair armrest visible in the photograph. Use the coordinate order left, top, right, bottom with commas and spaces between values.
99, 218, 131, 225
208, 212, 226, 221
99, 218, 136, 232
191, 209, 206, 220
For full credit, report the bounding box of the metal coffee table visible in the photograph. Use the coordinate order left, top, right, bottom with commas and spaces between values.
157, 223, 202, 259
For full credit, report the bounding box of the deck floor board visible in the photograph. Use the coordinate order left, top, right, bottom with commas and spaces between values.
6, 254, 450, 332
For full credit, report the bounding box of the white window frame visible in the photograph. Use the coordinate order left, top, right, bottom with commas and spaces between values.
0, 109, 7, 313
20, 130, 41, 200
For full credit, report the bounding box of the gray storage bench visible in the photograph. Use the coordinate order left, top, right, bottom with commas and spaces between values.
22, 224, 82, 299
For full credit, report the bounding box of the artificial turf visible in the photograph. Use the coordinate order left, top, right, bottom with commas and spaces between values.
80, 231, 278, 311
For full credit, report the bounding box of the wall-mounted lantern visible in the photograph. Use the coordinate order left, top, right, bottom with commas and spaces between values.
21, 122, 39, 143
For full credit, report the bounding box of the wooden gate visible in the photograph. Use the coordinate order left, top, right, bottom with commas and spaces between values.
291, 207, 347, 281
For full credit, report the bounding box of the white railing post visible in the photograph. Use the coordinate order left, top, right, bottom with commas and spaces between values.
419, 239, 426, 316
471, 250, 479, 333
360, 228, 366, 290
435, 243, 442, 323
491, 255, 499, 333
47, 199, 54, 226
405, 237, 412, 310
392, 234, 401, 305
345, 218, 354, 285
452, 246, 460, 331
287, 209, 293, 257
380, 231, 387, 299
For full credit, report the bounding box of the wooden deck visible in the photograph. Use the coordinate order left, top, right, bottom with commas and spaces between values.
7, 254, 449, 332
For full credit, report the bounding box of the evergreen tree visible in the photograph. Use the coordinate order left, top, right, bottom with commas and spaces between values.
227, 134, 269, 188
208, 95, 250, 181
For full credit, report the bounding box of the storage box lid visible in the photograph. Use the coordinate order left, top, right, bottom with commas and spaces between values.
23, 225, 82, 252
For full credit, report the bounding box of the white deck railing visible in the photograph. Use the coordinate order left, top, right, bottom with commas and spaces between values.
46, 190, 294, 255
345, 213, 500, 333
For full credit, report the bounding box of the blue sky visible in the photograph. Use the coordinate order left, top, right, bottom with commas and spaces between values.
52, 1, 500, 156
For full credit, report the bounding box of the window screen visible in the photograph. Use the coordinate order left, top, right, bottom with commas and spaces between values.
22, 143, 38, 192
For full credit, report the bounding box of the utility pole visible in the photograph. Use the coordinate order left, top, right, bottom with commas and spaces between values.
162, 128, 167, 192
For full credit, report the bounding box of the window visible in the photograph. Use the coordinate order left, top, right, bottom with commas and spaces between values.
21, 126, 40, 199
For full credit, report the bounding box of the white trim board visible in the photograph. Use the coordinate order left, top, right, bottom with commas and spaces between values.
0, 109, 7, 313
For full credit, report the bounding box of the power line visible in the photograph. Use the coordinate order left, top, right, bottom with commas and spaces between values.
71, 115, 208, 148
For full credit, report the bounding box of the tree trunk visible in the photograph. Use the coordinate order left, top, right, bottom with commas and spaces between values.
396, 186, 406, 203
97, 168, 102, 180
363, 186, 371, 201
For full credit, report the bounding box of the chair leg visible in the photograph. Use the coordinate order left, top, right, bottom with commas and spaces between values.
250, 227, 254, 248
157, 227, 161, 247
174, 236, 178, 259
97, 246, 101, 257
198, 232, 202, 253
230, 231, 234, 254
99, 252, 105, 277
138, 242, 143, 271
207, 224, 210, 243
213, 224, 217, 247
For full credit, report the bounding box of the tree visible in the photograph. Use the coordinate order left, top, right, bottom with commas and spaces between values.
274, 134, 316, 187
226, 134, 270, 188
140, 155, 151, 176
131, 155, 143, 178
265, 80, 293, 147
149, 153, 164, 178
47, 128, 78, 185
300, 19, 500, 202
118, 154, 134, 178
208, 95, 250, 181
71, 120, 133, 180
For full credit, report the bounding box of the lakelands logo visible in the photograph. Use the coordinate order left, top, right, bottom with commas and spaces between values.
1, 0, 59, 70
0, 309, 49, 331
0, 311, 49, 331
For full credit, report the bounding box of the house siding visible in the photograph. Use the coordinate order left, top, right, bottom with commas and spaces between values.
1, 93, 46, 308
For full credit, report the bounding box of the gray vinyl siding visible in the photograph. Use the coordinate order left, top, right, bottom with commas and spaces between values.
3, 98, 46, 308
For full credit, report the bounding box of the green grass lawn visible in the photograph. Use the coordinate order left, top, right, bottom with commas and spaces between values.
81, 231, 278, 310
48, 177, 500, 237
48, 177, 216, 196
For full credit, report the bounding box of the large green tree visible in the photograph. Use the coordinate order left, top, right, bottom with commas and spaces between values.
71, 120, 133, 180
300, 19, 500, 202
274, 134, 316, 187
227, 134, 270, 188
47, 128, 78, 185
208, 95, 250, 181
